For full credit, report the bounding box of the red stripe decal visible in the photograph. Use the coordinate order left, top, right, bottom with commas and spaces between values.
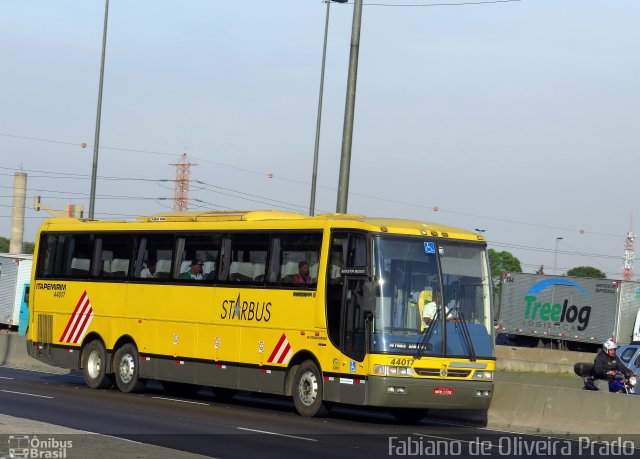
70, 306, 93, 344
276, 342, 291, 364
62, 294, 90, 343
267, 333, 287, 363
68, 300, 91, 343
59, 291, 87, 341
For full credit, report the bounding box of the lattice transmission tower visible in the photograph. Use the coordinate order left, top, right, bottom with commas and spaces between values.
170, 153, 197, 212
623, 217, 635, 281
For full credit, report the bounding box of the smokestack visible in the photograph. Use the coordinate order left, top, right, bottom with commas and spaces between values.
9, 171, 27, 254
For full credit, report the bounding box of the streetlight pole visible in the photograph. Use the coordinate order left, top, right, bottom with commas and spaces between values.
336, 0, 363, 214
554, 237, 563, 275
310, 1, 346, 216
89, 0, 110, 219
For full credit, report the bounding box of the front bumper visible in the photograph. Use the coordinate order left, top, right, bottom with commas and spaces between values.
367, 375, 493, 409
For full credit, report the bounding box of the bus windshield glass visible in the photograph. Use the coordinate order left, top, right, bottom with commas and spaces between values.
372, 237, 494, 359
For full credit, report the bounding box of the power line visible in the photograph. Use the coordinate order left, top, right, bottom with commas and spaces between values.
0, 133, 625, 238
489, 241, 622, 260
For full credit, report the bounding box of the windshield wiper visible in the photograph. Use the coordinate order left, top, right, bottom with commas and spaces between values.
414, 308, 441, 360
450, 306, 476, 362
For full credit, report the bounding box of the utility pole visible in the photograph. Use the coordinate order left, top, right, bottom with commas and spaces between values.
336, 0, 363, 214
88, 0, 110, 219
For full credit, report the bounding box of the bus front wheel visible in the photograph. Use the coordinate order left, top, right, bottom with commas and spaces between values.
81, 340, 113, 389
292, 360, 328, 417
113, 343, 145, 393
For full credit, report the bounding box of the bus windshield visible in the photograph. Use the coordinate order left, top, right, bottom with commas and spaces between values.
371, 237, 494, 359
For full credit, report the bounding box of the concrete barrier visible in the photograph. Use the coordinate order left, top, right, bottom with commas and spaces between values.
487, 380, 640, 435
0, 331, 68, 374
496, 345, 596, 374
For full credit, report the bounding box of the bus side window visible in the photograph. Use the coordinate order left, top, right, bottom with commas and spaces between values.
93, 234, 133, 279
36, 233, 56, 278
132, 234, 175, 280
219, 233, 269, 286
267, 232, 322, 288
60, 234, 92, 279
172, 233, 220, 282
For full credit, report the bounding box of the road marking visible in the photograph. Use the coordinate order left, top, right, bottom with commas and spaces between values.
0, 376, 15, 379
237, 427, 317, 442
151, 396, 209, 406
0, 389, 53, 399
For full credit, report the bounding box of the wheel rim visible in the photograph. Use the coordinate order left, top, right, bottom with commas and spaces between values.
297, 370, 319, 406
87, 349, 102, 380
118, 353, 135, 384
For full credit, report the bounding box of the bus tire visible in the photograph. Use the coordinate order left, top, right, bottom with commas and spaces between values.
113, 343, 145, 393
292, 360, 328, 417
161, 381, 201, 397
81, 340, 113, 389
391, 408, 428, 424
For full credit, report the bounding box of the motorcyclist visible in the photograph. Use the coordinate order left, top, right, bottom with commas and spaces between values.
592, 339, 632, 391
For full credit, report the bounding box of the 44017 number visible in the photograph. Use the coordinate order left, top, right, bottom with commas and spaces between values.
389, 358, 414, 366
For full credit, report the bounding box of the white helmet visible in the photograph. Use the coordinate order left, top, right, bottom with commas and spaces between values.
603, 339, 617, 351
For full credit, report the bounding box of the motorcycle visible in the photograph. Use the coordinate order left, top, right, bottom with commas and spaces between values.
574, 362, 638, 394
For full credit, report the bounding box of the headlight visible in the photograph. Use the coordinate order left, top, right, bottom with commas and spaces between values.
473, 370, 493, 380
373, 365, 415, 377
629, 376, 637, 386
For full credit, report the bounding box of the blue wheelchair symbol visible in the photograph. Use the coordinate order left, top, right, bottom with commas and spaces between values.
424, 242, 436, 254
350, 361, 356, 373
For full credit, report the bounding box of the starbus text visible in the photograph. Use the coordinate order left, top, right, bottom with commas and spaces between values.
220, 299, 272, 322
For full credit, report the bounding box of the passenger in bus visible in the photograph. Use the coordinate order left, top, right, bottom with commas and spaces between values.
293, 261, 312, 284
140, 260, 157, 278
180, 259, 204, 280
420, 290, 455, 328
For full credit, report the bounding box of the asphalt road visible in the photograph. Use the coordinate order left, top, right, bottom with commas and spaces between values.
0, 366, 631, 459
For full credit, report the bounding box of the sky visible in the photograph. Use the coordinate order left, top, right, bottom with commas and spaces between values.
1, 0, 639, 279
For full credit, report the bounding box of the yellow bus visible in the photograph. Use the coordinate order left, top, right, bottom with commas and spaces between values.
27, 210, 495, 422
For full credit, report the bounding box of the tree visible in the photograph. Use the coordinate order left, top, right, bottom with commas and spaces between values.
566, 266, 606, 279
0, 236, 35, 254
488, 249, 522, 284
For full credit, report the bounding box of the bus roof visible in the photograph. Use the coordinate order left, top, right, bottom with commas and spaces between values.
39, 210, 485, 242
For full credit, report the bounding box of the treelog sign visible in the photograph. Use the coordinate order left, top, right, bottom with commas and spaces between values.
498, 273, 630, 344
523, 279, 592, 332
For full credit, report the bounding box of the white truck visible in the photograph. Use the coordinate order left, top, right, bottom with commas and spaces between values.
496, 272, 640, 352
0, 254, 32, 329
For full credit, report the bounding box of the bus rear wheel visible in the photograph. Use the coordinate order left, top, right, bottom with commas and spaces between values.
292, 360, 328, 417
113, 343, 145, 393
81, 340, 113, 389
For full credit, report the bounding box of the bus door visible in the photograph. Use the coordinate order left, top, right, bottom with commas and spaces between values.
326, 232, 370, 405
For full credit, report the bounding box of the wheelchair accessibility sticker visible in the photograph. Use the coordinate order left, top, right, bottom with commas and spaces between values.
424, 242, 436, 254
